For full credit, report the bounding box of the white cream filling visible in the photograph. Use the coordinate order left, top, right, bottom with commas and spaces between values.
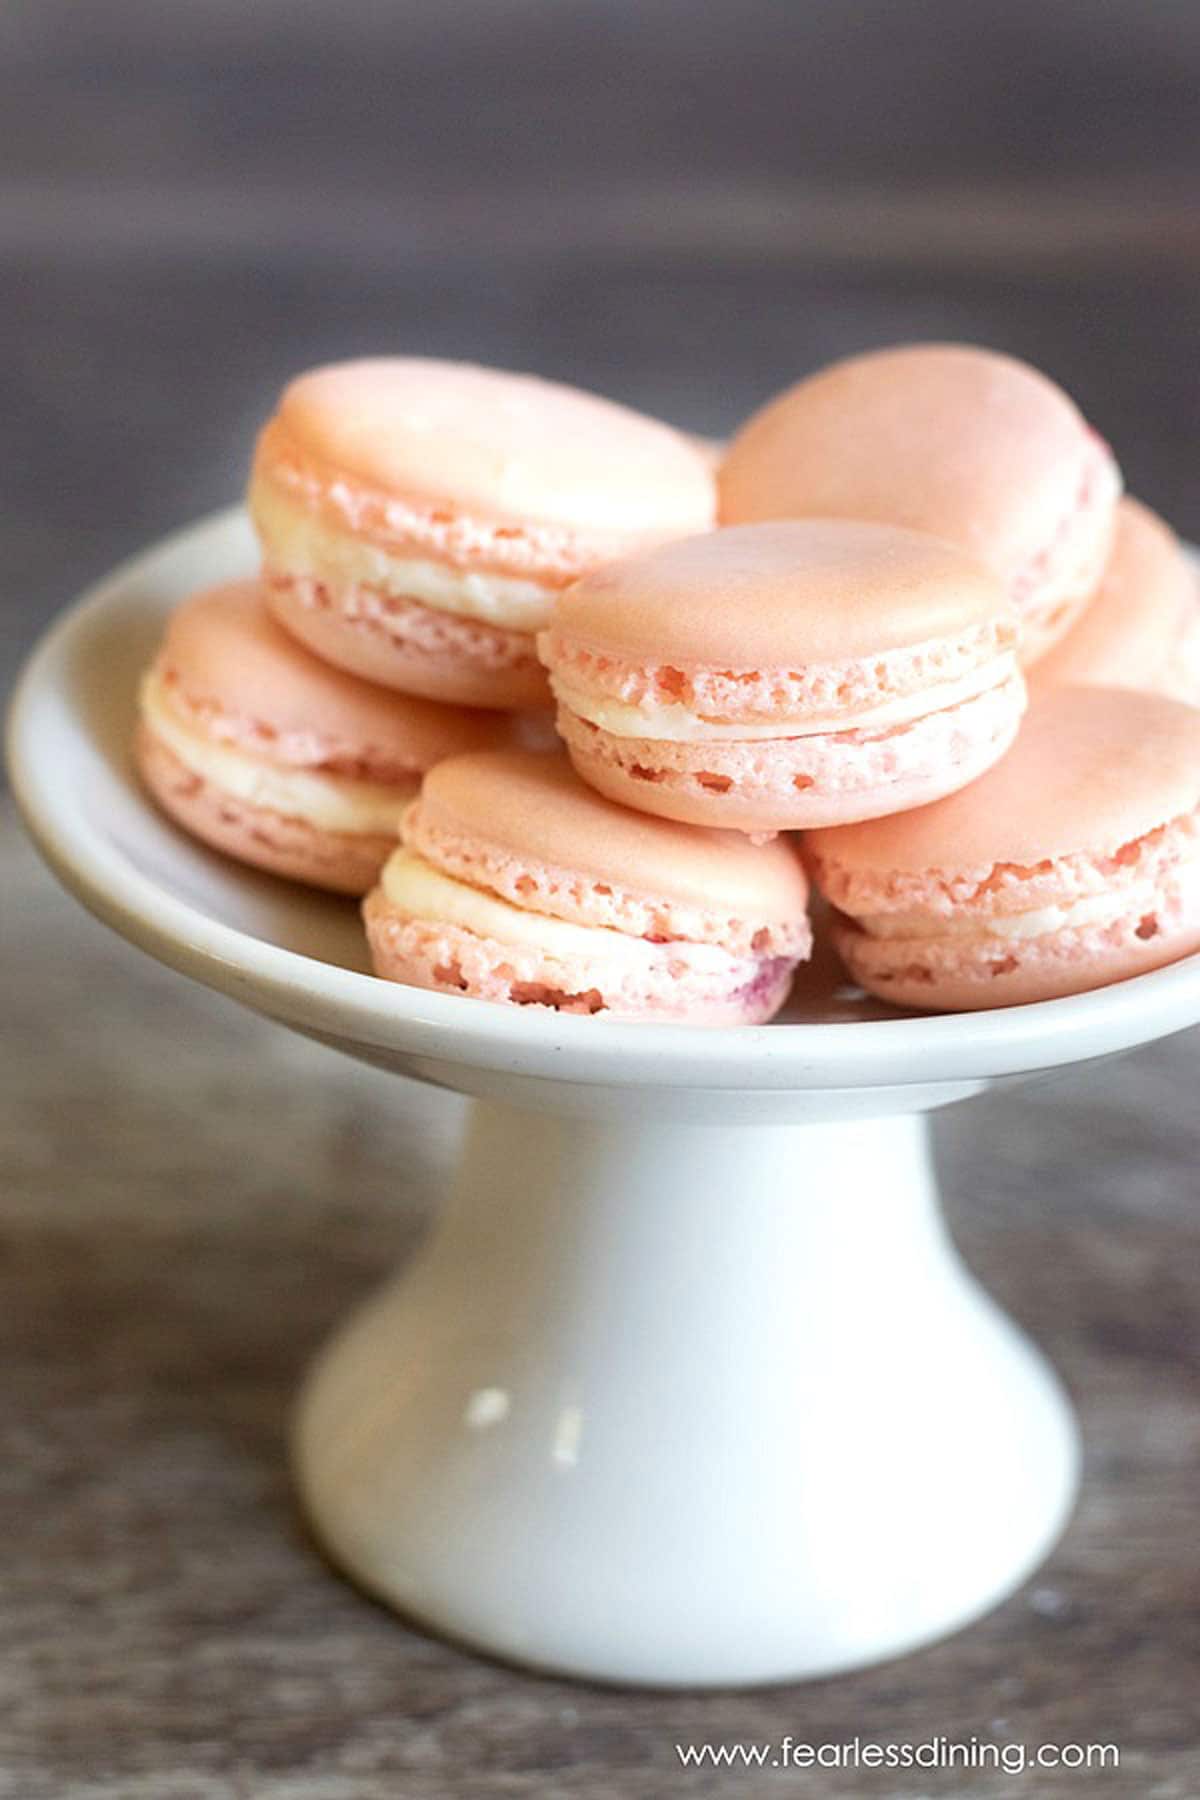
141, 672, 415, 835
549, 656, 1015, 743
250, 476, 556, 631
380, 848, 736, 973
858, 886, 1158, 943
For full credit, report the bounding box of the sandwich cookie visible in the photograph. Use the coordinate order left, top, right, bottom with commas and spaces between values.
540, 520, 1025, 833
364, 748, 811, 1022
807, 685, 1200, 1010
136, 580, 505, 893
250, 357, 716, 709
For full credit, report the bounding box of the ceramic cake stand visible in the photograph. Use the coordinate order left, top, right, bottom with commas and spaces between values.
11, 509, 1200, 1689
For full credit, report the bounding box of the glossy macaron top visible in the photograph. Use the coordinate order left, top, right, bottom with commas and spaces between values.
718, 343, 1116, 586
260, 358, 716, 544
412, 748, 810, 932
808, 685, 1200, 882
155, 580, 504, 770
549, 520, 1012, 668
1032, 498, 1197, 691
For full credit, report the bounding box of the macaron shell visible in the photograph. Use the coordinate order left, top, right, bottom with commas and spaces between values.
414, 747, 810, 923
719, 344, 1115, 594
273, 358, 716, 539
136, 727, 395, 895
267, 576, 551, 711
550, 520, 1011, 670
807, 685, 1200, 876
160, 579, 508, 765
1032, 498, 1199, 694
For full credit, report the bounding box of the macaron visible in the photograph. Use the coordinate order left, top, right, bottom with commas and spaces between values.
807, 685, 1200, 1011
719, 343, 1122, 666
363, 748, 812, 1023
136, 579, 506, 894
1032, 497, 1200, 701
539, 520, 1026, 834
249, 357, 716, 710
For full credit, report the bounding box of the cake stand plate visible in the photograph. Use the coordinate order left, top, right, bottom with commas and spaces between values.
11, 509, 1200, 1687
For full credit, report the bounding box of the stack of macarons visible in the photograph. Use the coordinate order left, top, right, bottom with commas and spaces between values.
136, 343, 1200, 1022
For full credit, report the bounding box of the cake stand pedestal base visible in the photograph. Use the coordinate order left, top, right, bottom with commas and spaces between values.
294, 1102, 1079, 1687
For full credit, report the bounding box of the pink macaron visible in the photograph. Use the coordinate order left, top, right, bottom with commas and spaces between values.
363, 748, 812, 1023
1033, 497, 1200, 701
806, 685, 1200, 1011
719, 343, 1122, 666
249, 357, 716, 710
539, 520, 1026, 834
136, 579, 506, 894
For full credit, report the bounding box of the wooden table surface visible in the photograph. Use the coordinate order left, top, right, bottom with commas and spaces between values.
4, 5, 1200, 1795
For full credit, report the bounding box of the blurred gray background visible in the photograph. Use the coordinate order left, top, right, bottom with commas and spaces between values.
5, 6, 1200, 1797
4, 0, 1200, 693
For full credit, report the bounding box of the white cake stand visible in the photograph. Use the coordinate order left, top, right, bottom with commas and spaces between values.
11, 509, 1200, 1689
